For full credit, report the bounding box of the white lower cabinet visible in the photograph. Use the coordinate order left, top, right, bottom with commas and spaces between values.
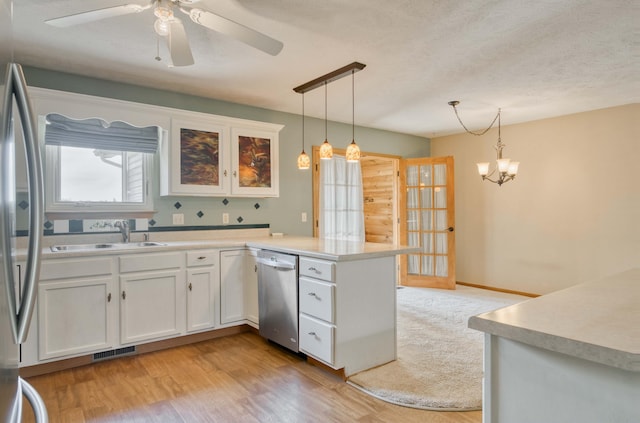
220, 249, 258, 325
37, 257, 116, 361
186, 250, 219, 333
119, 252, 185, 345
24, 247, 265, 369
298, 255, 397, 376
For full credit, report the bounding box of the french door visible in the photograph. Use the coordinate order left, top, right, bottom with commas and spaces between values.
399, 156, 456, 289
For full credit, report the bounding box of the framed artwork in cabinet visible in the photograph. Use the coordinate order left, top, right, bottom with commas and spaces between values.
161, 118, 229, 196
231, 127, 279, 197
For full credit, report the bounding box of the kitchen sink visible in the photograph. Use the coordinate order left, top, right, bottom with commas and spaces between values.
50, 242, 167, 252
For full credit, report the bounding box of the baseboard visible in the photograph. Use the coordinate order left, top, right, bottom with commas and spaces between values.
20, 325, 254, 378
456, 281, 539, 298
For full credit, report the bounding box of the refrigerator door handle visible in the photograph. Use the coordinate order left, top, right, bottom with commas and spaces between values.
19, 378, 48, 423
1, 63, 20, 342
10, 63, 44, 344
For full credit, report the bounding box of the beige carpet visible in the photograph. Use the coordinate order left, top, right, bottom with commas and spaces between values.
347, 285, 527, 411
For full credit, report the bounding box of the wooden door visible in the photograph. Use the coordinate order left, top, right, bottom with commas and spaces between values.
312, 146, 400, 244
399, 156, 456, 289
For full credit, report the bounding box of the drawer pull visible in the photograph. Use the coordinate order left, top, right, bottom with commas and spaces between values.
308, 267, 318, 272
308, 292, 317, 298
197, 256, 206, 260
308, 332, 317, 336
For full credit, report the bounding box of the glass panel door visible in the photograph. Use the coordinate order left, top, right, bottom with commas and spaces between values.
400, 156, 455, 289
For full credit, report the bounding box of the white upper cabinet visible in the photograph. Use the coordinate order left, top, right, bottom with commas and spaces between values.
161, 117, 282, 198
161, 118, 230, 196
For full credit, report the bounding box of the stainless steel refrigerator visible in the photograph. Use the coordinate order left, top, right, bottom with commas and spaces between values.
1, 0, 48, 420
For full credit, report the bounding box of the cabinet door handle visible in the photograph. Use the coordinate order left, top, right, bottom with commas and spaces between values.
233, 170, 237, 177
107, 293, 112, 302
224, 170, 228, 177
254, 264, 257, 272
188, 282, 192, 291
122, 291, 126, 300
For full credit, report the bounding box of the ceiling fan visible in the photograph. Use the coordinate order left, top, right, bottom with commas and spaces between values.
44, 0, 284, 67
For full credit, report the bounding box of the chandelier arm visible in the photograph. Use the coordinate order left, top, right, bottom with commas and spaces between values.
449, 102, 500, 136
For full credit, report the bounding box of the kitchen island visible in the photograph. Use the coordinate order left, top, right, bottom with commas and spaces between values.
469, 268, 640, 423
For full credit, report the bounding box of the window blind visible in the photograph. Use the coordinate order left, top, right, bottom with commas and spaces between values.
44, 113, 160, 154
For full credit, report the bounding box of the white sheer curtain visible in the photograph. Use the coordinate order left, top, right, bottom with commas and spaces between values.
319, 155, 365, 242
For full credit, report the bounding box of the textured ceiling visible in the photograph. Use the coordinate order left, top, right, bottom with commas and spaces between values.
12, 0, 640, 137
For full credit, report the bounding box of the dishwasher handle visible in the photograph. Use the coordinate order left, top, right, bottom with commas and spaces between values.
256, 256, 296, 270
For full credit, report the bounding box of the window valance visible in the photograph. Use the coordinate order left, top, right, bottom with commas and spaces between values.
44, 113, 160, 154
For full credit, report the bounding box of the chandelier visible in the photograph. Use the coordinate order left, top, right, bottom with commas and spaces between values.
448, 100, 519, 186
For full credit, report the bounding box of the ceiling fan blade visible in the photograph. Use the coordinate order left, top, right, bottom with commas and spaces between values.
168, 19, 195, 67
182, 8, 283, 56
45, 3, 151, 28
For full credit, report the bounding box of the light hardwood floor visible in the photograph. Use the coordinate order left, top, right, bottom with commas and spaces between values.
23, 332, 481, 422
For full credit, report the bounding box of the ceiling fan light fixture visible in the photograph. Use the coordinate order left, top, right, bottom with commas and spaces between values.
154, 18, 170, 36
154, 2, 174, 21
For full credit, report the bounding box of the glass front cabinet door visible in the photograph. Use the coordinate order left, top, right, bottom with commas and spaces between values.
161, 117, 283, 198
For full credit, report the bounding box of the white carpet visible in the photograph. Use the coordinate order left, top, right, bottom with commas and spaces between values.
347, 285, 528, 411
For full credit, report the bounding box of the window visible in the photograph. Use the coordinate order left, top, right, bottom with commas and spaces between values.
43, 114, 162, 216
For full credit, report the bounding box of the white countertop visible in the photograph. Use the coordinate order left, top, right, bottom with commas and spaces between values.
23, 235, 417, 262
469, 268, 640, 372
247, 237, 418, 261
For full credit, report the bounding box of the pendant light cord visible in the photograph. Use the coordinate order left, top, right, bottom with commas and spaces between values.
324, 81, 328, 140
352, 70, 355, 141
301, 92, 305, 151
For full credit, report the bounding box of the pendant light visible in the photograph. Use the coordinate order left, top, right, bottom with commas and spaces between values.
319, 81, 333, 159
297, 92, 310, 169
292, 62, 366, 165
345, 69, 361, 162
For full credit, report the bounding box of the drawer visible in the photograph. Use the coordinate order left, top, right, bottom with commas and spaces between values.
299, 257, 335, 282
299, 314, 334, 365
186, 250, 217, 267
41, 257, 113, 280
119, 252, 182, 273
299, 277, 334, 323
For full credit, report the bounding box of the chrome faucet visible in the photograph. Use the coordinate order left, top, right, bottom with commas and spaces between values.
114, 220, 130, 243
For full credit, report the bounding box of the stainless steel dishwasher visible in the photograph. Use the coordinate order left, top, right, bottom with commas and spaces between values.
257, 250, 299, 353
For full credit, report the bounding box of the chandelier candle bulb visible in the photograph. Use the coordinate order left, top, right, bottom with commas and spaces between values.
507, 161, 520, 176
477, 162, 490, 176
497, 158, 511, 173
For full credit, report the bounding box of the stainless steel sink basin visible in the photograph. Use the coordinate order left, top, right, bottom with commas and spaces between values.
50, 242, 167, 252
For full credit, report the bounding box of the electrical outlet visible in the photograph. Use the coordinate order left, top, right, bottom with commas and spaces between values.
222, 213, 229, 224
301, 212, 307, 223
172, 213, 184, 225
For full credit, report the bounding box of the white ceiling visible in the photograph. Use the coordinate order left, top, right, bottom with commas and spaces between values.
12, 0, 640, 138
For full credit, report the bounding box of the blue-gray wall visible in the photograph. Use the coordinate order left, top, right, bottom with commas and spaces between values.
23, 66, 430, 236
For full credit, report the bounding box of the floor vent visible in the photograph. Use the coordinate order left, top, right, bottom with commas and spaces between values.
93, 346, 136, 362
